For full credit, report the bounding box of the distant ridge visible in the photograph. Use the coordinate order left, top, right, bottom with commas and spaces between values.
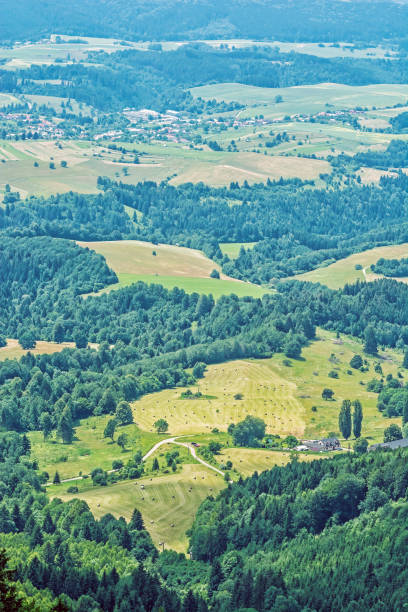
0, 0, 407, 44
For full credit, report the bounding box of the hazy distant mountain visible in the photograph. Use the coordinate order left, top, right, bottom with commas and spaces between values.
0, 0, 407, 44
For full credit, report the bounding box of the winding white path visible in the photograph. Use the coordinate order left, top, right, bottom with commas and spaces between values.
48, 436, 224, 485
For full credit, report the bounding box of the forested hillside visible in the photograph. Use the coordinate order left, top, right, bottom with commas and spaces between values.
1, 0, 408, 44
188, 449, 408, 610
5, 45, 408, 112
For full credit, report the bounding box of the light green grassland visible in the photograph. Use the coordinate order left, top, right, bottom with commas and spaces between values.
293, 243, 408, 288
53, 464, 225, 552
33, 328, 402, 551
191, 83, 408, 119
0, 137, 331, 197
29, 416, 169, 481
77, 240, 272, 299
219, 242, 257, 258
110, 274, 269, 299
228, 120, 399, 158
218, 447, 319, 477
132, 329, 402, 444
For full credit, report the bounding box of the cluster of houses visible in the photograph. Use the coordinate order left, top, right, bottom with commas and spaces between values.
0, 112, 65, 139
296, 437, 342, 452
294, 436, 408, 453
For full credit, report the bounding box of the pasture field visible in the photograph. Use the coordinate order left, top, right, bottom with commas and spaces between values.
108, 274, 270, 299
0, 137, 331, 197
267, 329, 403, 443
293, 242, 408, 288
191, 83, 408, 120
78, 240, 271, 299
219, 242, 257, 258
53, 464, 225, 552
218, 447, 318, 477
78, 240, 226, 279
29, 416, 168, 481
132, 329, 402, 443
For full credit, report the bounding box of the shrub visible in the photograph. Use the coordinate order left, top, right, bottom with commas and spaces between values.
67, 486, 79, 494
350, 355, 363, 369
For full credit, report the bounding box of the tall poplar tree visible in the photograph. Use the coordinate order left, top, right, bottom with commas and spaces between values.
352, 399, 363, 438
339, 399, 352, 440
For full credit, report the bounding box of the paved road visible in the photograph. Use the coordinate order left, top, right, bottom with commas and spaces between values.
48, 436, 225, 485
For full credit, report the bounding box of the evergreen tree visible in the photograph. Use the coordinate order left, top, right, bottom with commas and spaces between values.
208, 560, 223, 596
0, 549, 23, 612
129, 509, 144, 531
364, 326, 377, 355
103, 419, 117, 442
352, 400, 363, 438
57, 407, 74, 444
403, 349, 408, 369
53, 471, 61, 485
152, 458, 159, 471
339, 400, 352, 439
43, 510, 55, 534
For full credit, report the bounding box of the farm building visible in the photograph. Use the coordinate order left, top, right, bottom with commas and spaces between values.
369, 438, 408, 451
298, 437, 341, 452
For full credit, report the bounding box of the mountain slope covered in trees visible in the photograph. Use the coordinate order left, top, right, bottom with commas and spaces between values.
1, 0, 408, 44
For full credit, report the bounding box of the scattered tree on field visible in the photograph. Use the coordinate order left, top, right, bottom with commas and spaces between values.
154, 419, 169, 433
115, 401, 133, 425
322, 388, 334, 400
104, 419, 117, 442
350, 355, 363, 369
117, 433, 128, 450
53, 471, 61, 485
231, 415, 266, 447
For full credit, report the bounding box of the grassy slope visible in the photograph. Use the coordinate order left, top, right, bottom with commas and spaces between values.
133, 360, 305, 437
292, 243, 408, 289
30, 416, 168, 481
78, 240, 271, 299
219, 242, 258, 258
132, 329, 402, 444
53, 464, 225, 552
191, 82, 408, 119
